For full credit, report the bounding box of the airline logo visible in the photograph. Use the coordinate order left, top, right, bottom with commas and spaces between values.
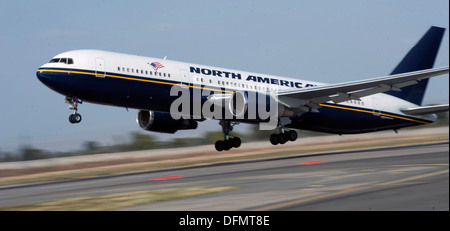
149, 62, 165, 71
190, 66, 317, 89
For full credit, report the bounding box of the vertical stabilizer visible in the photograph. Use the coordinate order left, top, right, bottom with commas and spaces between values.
385, 26, 445, 105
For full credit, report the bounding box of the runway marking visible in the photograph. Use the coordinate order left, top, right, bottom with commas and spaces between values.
376, 169, 448, 186
252, 167, 449, 211
309, 185, 324, 187
253, 186, 371, 211
297, 161, 328, 165
150, 175, 185, 181
389, 172, 404, 174
301, 185, 324, 191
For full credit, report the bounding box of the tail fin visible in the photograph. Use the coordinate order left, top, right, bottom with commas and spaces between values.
385, 26, 445, 105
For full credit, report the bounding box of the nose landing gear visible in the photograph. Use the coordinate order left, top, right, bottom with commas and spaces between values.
66, 96, 83, 124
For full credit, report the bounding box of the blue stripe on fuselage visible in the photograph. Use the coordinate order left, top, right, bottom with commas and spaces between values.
287, 103, 431, 134
37, 67, 199, 112
37, 67, 432, 131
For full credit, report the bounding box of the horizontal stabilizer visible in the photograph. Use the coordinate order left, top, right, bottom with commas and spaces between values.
401, 104, 449, 115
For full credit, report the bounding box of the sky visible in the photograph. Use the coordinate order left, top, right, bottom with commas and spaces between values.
0, 0, 448, 153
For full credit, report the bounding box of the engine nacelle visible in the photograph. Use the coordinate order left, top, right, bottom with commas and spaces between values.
229, 91, 248, 117
227, 91, 293, 120
137, 110, 198, 134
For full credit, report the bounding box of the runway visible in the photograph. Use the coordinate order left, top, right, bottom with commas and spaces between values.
0, 142, 448, 211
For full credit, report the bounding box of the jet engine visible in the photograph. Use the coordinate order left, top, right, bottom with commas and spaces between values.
229, 91, 248, 117
137, 110, 198, 134
227, 91, 293, 120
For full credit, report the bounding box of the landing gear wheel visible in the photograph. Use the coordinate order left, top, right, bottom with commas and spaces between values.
69, 113, 82, 124
223, 139, 231, 151
74, 113, 82, 123
214, 120, 242, 152
287, 130, 298, 142
270, 134, 279, 145
279, 133, 288, 144
215, 140, 224, 152
66, 96, 83, 124
69, 114, 74, 124
270, 130, 298, 145
231, 137, 241, 148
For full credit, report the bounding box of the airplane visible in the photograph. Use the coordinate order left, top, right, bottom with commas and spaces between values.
37, 26, 449, 152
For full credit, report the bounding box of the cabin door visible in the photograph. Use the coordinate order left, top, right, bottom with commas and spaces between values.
180, 69, 190, 87
95, 58, 106, 77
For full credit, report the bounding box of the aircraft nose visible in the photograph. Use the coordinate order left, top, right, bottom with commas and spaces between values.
36, 68, 53, 86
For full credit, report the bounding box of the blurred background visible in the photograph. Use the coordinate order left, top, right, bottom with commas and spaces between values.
0, 0, 448, 161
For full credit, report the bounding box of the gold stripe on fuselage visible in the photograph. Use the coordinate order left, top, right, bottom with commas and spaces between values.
37, 68, 232, 93
319, 104, 429, 124
38, 68, 431, 124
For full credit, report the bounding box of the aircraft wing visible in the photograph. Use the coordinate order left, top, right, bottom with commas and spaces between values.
277, 66, 449, 111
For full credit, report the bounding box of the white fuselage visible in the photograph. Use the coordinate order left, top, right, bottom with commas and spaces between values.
37, 49, 437, 136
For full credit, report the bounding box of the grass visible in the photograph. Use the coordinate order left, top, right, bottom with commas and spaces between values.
0, 186, 237, 211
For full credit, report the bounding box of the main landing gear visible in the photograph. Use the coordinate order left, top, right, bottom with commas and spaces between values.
269, 127, 297, 145
215, 120, 241, 152
66, 96, 83, 124
213, 120, 299, 151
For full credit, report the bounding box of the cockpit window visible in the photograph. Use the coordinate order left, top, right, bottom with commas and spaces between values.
49, 58, 74, 64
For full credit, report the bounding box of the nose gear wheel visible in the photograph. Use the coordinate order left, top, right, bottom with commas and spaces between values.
65, 96, 83, 124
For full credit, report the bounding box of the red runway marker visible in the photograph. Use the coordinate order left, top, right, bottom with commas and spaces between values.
150, 175, 185, 181
296, 161, 328, 165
